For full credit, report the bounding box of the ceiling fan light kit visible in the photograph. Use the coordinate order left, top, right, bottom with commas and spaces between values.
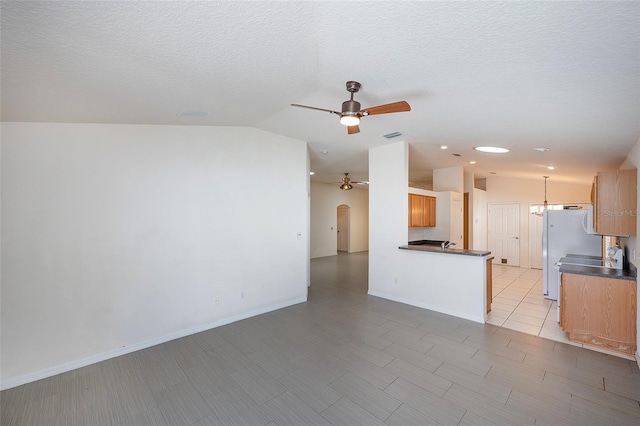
291, 81, 411, 134
340, 182, 353, 190
340, 173, 353, 190
340, 115, 360, 126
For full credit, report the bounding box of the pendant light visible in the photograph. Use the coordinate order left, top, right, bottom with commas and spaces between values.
543, 176, 549, 210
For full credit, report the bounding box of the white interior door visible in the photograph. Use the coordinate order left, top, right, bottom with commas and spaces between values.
337, 205, 349, 252
530, 212, 544, 269
488, 203, 520, 266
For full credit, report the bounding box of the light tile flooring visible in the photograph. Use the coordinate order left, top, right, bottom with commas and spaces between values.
487, 264, 635, 360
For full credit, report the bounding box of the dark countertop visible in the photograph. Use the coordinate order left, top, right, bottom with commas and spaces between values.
399, 244, 491, 257
559, 262, 637, 281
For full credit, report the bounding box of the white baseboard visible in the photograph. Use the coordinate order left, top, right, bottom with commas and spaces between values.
367, 290, 485, 324
1, 296, 307, 391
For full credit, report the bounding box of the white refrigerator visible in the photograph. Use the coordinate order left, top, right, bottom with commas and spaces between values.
542, 209, 602, 300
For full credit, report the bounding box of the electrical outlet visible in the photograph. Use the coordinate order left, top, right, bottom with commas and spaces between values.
213, 297, 219, 305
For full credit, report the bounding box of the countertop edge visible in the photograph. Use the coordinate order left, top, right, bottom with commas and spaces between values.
559, 263, 637, 281
399, 245, 491, 257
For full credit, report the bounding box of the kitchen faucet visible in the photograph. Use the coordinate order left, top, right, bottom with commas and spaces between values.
441, 241, 456, 250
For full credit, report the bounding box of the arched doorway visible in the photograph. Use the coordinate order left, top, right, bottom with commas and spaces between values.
337, 204, 349, 252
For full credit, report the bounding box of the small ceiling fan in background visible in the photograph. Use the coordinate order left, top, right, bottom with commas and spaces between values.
338, 173, 367, 190
291, 81, 411, 134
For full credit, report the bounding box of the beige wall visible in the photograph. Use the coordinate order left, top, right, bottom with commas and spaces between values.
486, 176, 592, 267
310, 182, 369, 258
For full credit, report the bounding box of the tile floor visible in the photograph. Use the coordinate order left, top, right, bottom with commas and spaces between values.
1, 252, 639, 425
487, 264, 635, 360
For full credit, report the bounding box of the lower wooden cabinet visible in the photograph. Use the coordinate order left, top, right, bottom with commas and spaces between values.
560, 273, 637, 355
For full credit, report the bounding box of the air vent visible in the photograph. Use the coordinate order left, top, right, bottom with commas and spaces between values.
383, 131, 402, 139
177, 111, 209, 118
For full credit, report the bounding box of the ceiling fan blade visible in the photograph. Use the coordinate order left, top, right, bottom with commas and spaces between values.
347, 125, 360, 135
360, 101, 411, 116
291, 104, 341, 115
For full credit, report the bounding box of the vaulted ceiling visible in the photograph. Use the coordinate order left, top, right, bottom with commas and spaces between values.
2, 1, 639, 186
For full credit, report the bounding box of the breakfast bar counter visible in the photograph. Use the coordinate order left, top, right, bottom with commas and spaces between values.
369, 241, 494, 324
399, 244, 491, 257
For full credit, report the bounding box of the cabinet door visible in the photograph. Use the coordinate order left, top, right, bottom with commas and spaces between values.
561, 273, 637, 355
425, 196, 436, 227
595, 169, 637, 236
408, 194, 425, 227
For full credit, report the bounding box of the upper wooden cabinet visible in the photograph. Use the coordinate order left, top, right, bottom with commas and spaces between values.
593, 168, 637, 236
408, 194, 436, 228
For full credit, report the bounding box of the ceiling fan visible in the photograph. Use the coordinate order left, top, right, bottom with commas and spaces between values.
291, 81, 411, 135
339, 173, 367, 190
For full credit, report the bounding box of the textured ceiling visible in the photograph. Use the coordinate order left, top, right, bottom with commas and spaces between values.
2, 1, 639, 186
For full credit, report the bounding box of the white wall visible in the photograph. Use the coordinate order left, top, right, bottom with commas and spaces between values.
370, 141, 411, 289
433, 166, 464, 193
0, 123, 309, 389
472, 188, 488, 251
464, 170, 475, 248
486, 176, 592, 267
310, 182, 368, 258
370, 141, 488, 323
619, 136, 640, 364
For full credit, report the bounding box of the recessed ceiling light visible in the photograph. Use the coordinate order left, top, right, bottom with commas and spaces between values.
309, 171, 315, 175
490, 172, 497, 174
440, 145, 448, 150
320, 150, 329, 155
547, 165, 556, 170
534, 147, 550, 152
469, 161, 476, 164
474, 146, 510, 154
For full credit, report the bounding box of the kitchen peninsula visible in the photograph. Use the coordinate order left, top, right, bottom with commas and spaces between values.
384, 242, 493, 324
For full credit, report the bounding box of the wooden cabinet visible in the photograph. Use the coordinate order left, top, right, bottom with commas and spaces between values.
593, 169, 637, 236
426, 196, 436, 227
560, 273, 637, 355
408, 194, 436, 228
